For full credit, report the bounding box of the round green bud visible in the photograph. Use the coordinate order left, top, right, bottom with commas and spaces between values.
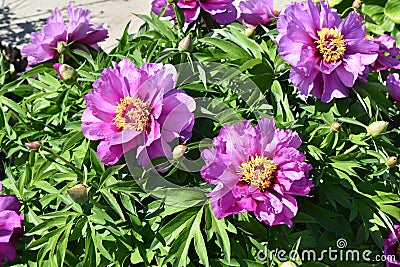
366, 121, 388, 137
178, 35, 193, 52
67, 184, 89, 204
25, 141, 42, 152
330, 122, 341, 132
172, 144, 188, 160
386, 156, 397, 167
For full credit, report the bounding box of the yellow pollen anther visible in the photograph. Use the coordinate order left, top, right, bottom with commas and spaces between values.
315, 27, 346, 63
114, 96, 150, 131
239, 155, 278, 192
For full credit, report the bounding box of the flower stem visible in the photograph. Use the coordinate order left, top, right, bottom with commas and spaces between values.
41, 146, 83, 175
340, 7, 353, 17
64, 49, 81, 65
172, 3, 184, 38
343, 144, 359, 154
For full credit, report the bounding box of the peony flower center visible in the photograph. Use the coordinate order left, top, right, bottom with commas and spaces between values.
239, 155, 278, 192
114, 96, 150, 131
315, 28, 346, 63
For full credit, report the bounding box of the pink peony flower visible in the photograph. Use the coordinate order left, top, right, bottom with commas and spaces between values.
151, 0, 237, 24
53, 63, 78, 81
276, 0, 379, 103
200, 119, 313, 227
386, 73, 400, 103
0, 182, 24, 266
239, 0, 276, 26
371, 35, 400, 71
151, 0, 176, 20
383, 225, 400, 266
82, 59, 196, 167
21, 2, 108, 67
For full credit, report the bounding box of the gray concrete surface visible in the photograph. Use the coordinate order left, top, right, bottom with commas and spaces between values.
0, 0, 152, 52
0, 0, 296, 52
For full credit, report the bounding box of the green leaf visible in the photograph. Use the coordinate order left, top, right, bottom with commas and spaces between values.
135, 13, 176, 41
207, 204, 231, 261
72, 49, 96, 68
328, 0, 344, 6
337, 117, 366, 128
0, 95, 27, 118
99, 164, 125, 188
62, 131, 84, 153
89, 148, 105, 174
193, 210, 209, 267
363, 4, 395, 34
150, 208, 198, 251
271, 80, 294, 123
199, 37, 251, 60
99, 189, 126, 221
215, 25, 263, 59
174, 207, 204, 267
56, 222, 73, 266
385, 0, 400, 24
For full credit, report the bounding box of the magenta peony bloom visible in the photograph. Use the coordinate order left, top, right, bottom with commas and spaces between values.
371, 35, 400, 71
277, 0, 379, 103
383, 225, 400, 267
151, 0, 176, 20
151, 0, 237, 24
53, 63, 78, 81
200, 119, 313, 227
21, 2, 108, 67
53, 63, 64, 79
239, 0, 275, 26
82, 59, 196, 167
0, 182, 23, 266
386, 73, 400, 103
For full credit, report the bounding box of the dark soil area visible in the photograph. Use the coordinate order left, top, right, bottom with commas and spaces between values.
0, 42, 27, 73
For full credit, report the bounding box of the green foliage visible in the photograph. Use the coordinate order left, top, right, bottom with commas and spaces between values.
356, 0, 400, 41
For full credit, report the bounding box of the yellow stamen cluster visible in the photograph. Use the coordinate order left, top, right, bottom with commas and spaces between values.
315, 27, 346, 63
114, 96, 150, 131
239, 155, 278, 192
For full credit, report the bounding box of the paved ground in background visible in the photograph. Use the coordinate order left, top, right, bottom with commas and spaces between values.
0, 0, 152, 52
0, 0, 296, 52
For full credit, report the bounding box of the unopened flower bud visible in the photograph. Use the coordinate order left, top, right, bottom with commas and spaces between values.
25, 141, 42, 152
53, 63, 78, 82
56, 41, 68, 54
280, 262, 297, 267
172, 144, 188, 160
352, 0, 362, 10
366, 121, 388, 137
244, 27, 255, 37
386, 156, 397, 167
9, 63, 15, 75
67, 184, 88, 204
330, 122, 341, 132
178, 35, 193, 52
